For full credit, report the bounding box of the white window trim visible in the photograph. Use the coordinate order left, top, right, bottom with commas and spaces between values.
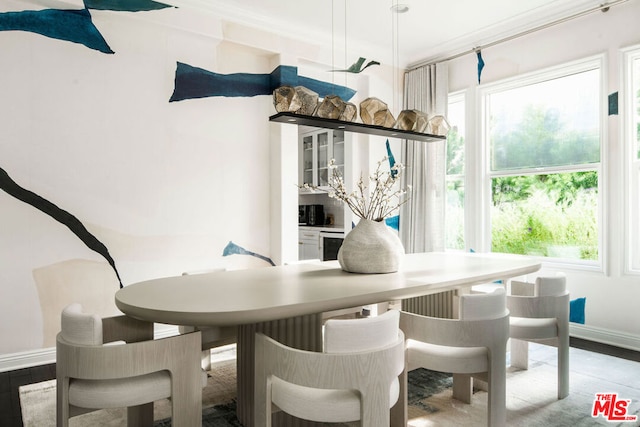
476, 54, 607, 272
445, 90, 467, 252
623, 44, 640, 275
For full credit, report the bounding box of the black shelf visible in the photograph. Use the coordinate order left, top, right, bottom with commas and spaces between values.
269, 112, 446, 143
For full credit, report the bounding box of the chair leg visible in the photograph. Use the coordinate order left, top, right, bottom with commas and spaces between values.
390, 368, 408, 427
510, 338, 529, 370
558, 333, 570, 399
56, 377, 70, 427
127, 403, 154, 427
452, 374, 473, 404
488, 348, 507, 427
202, 349, 212, 371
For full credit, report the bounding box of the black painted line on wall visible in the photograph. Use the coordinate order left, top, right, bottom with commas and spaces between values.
0, 167, 123, 288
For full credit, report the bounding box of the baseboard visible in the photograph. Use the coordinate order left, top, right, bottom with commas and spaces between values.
0, 325, 180, 373
570, 323, 640, 352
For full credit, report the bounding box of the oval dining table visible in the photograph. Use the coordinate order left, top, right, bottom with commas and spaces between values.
115, 251, 541, 427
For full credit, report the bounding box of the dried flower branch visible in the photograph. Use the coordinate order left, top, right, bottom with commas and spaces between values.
300, 156, 410, 222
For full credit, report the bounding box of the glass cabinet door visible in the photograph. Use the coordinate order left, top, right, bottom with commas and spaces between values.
316, 131, 329, 186
302, 134, 314, 186
331, 130, 345, 181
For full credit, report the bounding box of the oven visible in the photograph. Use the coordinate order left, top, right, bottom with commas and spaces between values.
319, 231, 345, 261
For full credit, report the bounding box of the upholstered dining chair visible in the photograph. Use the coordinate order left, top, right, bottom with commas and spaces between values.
400, 288, 509, 427
56, 303, 205, 427
507, 273, 570, 399
254, 309, 405, 426
179, 268, 237, 370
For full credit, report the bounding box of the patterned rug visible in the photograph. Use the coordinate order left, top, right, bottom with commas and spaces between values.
20, 344, 640, 426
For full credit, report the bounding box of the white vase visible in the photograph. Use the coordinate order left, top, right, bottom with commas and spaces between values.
338, 219, 405, 273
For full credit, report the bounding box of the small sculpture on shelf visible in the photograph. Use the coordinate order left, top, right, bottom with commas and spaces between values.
395, 109, 429, 132
273, 86, 301, 113
359, 97, 395, 127
426, 115, 451, 136
316, 95, 348, 120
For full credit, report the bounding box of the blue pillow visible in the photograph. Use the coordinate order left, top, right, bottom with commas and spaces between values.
569, 297, 586, 324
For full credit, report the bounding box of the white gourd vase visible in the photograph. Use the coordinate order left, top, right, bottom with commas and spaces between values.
338, 219, 405, 273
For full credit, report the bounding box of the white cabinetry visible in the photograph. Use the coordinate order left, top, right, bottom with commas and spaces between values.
299, 129, 345, 189
298, 229, 320, 260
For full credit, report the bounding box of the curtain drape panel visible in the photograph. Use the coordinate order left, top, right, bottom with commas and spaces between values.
399, 63, 448, 253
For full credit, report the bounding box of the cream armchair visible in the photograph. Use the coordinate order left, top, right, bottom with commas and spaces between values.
56, 303, 204, 427
254, 309, 405, 426
507, 273, 570, 399
400, 288, 509, 427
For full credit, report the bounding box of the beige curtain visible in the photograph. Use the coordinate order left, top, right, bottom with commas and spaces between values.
399, 63, 448, 253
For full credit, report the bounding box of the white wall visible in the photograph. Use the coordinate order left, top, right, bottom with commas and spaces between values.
447, 0, 640, 349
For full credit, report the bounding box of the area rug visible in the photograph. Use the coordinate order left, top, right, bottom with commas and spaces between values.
20, 344, 640, 426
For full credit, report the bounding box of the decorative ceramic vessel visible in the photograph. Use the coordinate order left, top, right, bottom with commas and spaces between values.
338, 219, 405, 274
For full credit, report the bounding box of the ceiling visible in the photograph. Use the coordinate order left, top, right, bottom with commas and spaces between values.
166, 0, 610, 68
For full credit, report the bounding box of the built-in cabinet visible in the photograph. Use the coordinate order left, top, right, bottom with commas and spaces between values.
298, 228, 320, 260
299, 129, 345, 188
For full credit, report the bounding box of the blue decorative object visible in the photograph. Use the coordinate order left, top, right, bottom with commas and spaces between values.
83, 0, 173, 11
386, 139, 397, 177
570, 297, 586, 324
329, 57, 380, 73
222, 241, 275, 266
476, 50, 485, 84
385, 215, 399, 231
0, 8, 113, 54
0, 166, 123, 287
169, 62, 356, 102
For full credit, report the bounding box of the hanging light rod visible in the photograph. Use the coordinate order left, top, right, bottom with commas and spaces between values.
409, 0, 629, 70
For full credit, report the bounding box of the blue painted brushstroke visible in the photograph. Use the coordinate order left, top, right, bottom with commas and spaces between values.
476, 50, 485, 84
570, 297, 586, 324
169, 62, 356, 102
385, 215, 399, 231
84, 0, 173, 11
0, 167, 123, 288
0, 8, 113, 54
330, 57, 380, 73
386, 139, 397, 178
222, 241, 275, 266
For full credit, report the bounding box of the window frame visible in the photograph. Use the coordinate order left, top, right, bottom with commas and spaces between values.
445, 90, 466, 251
477, 54, 606, 270
623, 45, 640, 275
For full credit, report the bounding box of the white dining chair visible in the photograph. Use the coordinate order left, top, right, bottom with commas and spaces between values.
179, 268, 237, 370
507, 273, 570, 399
254, 309, 405, 426
56, 303, 205, 427
400, 288, 509, 427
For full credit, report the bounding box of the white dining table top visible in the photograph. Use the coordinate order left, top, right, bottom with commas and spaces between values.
115, 252, 541, 327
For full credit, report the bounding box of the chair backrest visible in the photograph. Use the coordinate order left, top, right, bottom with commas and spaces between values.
511, 273, 566, 297
324, 309, 399, 353
535, 274, 566, 296
60, 303, 103, 346
459, 288, 507, 320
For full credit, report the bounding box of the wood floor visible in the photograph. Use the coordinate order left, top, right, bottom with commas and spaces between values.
1, 338, 638, 427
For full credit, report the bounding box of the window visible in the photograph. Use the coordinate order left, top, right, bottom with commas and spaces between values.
625, 46, 640, 273
446, 92, 465, 250
481, 57, 602, 263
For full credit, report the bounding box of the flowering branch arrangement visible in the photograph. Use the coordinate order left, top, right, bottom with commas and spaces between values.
301, 156, 411, 222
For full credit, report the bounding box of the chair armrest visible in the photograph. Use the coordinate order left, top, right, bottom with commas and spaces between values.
57, 330, 202, 380
102, 315, 154, 344
506, 292, 570, 319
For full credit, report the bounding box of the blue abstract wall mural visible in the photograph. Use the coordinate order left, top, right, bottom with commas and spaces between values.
330, 57, 379, 73
0, 167, 123, 288
0, 1, 172, 54
0, 8, 113, 53
83, 0, 173, 12
384, 140, 400, 231
222, 241, 275, 266
169, 62, 357, 102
